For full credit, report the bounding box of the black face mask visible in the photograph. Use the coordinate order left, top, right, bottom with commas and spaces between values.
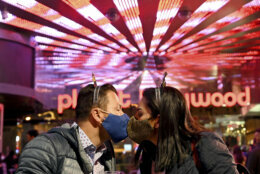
127, 116, 154, 144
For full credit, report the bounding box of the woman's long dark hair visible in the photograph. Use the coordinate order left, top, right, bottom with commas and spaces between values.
143, 86, 207, 172
134, 88, 160, 170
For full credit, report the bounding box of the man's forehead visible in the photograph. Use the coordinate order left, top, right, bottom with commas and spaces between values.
106, 90, 120, 103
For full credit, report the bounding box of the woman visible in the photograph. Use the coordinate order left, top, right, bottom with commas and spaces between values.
127, 86, 239, 173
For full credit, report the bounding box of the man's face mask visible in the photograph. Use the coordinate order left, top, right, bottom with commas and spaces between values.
101, 110, 129, 143
127, 116, 154, 144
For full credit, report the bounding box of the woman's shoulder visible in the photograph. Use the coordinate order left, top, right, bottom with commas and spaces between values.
199, 131, 226, 146
197, 131, 232, 161
196, 131, 238, 173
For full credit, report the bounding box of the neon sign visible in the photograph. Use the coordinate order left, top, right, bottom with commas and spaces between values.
57, 89, 132, 114
57, 87, 250, 114
185, 87, 250, 108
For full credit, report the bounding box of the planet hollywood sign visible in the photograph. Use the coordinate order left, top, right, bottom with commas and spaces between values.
57, 87, 250, 114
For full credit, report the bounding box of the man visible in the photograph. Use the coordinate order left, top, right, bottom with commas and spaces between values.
26, 129, 38, 142
17, 84, 129, 173
246, 128, 260, 174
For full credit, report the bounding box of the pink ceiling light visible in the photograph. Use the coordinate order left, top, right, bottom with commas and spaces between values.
113, 0, 146, 52
175, 4, 260, 53
159, 0, 229, 53
150, 0, 183, 52
63, 0, 136, 52
2, 0, 122, 52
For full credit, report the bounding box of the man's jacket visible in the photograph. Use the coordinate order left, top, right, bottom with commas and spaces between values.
16, 123, 115, 174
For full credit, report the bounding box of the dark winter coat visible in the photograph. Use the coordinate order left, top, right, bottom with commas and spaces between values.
16, 123, 115, 174
166, 132, 239, 174
138, 132, 239, 174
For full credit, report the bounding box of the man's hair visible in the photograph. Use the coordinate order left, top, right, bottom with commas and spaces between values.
27, 129, 38, 137
75, 83, 117, 122
256, 128, 260, 133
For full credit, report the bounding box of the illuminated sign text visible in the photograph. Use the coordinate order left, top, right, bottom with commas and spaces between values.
57, 87, 250, 114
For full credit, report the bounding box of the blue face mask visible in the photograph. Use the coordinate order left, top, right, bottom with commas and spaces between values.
101, 112, 129, 143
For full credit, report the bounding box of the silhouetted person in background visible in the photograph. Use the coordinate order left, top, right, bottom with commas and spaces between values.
233, 145, 245, 165
246, 128, 260, 174
26, 129, 39, 142
3, 151, 18, 174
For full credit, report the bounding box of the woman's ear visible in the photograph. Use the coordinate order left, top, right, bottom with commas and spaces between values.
90, 107, 103, 125
155, 114, 160, 128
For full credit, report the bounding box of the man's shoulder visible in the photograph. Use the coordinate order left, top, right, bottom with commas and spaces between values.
197, 131, 230, 157
26, 125, 75, 148
24, 131, 64, 150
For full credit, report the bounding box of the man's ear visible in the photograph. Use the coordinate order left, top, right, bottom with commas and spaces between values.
90, 107, 103, 125
155, 114, 160, 128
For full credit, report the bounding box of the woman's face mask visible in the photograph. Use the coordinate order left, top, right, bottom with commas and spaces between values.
101, 111, 129, 143
127, 116, 154, 144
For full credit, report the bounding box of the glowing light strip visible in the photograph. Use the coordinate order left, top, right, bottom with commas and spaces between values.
107, 54, 125, 66
62, 0, 90, 9
195, 30, 260, 53
78, 4, 132, 45
36, 26, 66, 37
67, 2, 135, 51
243, 0, 260, 7
37, 64, 69, 70
175, 5, 260, 53
2, 0, 120, 51
140, 71, 156, 89
1, 14, 115, 53
150, 0, 183, 52
166, 1, 259, 53
37, 45, 82, 53
159, 0, 229, 52
5, 0, 37, 9
195, 0, 229, 12
35, 36, 96, 52
143, 57, 156, 70
0, 12, 16, 22
35, 36, 54, 44
114, 0, 146, 52
35, 82, 65, 88
113, 71, 142, 90
84, 53, 105, 66
54, 16, 82, 30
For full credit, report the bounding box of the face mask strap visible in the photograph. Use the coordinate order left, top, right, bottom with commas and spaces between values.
99, 109, 109, 114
